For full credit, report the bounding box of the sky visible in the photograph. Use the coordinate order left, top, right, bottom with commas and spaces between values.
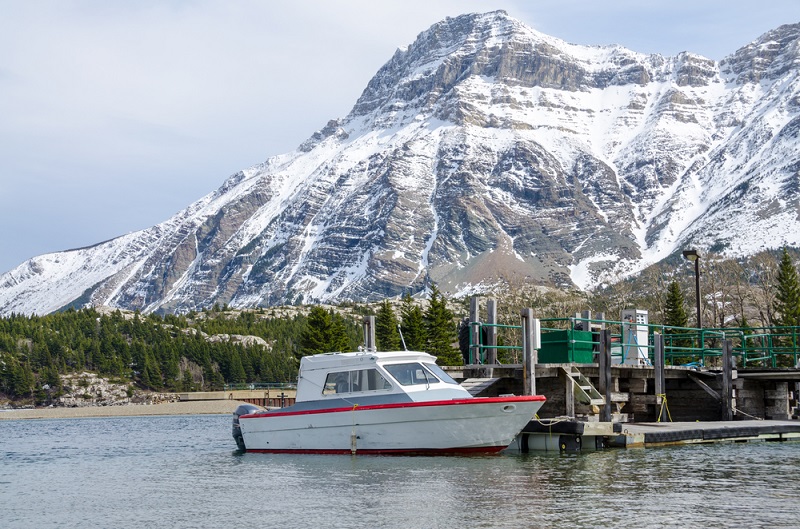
1, 0, 799, 274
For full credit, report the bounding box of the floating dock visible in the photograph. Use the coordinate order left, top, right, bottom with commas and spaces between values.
611, 420, 800, 448
513, 418, 800, 451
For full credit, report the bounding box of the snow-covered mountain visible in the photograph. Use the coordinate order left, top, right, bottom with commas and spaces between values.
2, 11, 799, 315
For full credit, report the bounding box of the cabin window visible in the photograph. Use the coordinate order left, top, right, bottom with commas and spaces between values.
383, 363, 440, 386
322, 368, 392, 395
422, 363, 459, 385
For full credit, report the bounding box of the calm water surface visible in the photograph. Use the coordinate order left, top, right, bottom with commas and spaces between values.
1, 414, 798, 528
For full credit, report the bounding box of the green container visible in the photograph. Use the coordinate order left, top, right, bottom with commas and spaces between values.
538, 330, 595, 363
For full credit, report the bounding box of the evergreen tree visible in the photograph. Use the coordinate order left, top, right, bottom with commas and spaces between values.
664, 281, 689, 330
400, 293, 427, 351
328, 312, 351, 352
774, 248, 800, 327
663, 280, 690, 362
10, 361, 34, 398
141, 350, 163, 389
299, 306, 350, 356
375, 300, 401, 351
181, 370, 195, 392
299, 306, 330, 356
229, 350, 247, 384
424, 284, 461, 365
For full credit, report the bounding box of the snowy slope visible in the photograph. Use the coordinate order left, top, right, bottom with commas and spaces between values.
1, 11, 799, 315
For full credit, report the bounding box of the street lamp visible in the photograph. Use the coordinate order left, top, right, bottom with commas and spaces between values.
682, 249, 702, 328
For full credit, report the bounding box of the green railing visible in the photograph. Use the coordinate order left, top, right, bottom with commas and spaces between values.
469, 316, 800, 368
728, 327, 800, 368
468, 321, 523, 364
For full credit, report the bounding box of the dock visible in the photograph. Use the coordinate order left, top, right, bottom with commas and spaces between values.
510, 418, 800, 451
611, 420, 800, 447
450, 297, 800, 451
178, 388, 296, 408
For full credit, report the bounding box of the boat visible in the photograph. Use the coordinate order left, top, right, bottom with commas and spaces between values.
232, 350, 545, 454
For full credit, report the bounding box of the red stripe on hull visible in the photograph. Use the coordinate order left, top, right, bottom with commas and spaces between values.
240, 395, 546, 420
245, 445, 507, 455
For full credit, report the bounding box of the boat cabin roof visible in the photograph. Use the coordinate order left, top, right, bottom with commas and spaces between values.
299, 351, 437, 372
294, 350, 467, 404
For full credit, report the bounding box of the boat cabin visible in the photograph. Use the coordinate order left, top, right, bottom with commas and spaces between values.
295, 351, 471, 403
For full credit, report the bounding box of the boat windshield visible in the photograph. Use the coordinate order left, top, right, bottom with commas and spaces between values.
384, 363, 441, 386
422, 362, 459, 385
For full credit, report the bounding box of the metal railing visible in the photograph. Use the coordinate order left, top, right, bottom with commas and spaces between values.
468, 321, 523, 364
470, 316, 800, 368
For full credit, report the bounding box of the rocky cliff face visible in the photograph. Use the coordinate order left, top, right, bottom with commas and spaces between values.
1, 11, 799, 315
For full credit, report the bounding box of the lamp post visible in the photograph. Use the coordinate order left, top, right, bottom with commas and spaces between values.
682, 249, 702, 328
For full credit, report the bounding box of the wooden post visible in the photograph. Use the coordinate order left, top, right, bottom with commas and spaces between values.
487, 298, 498, 365
563, 368, 575, 418
363, 316, 376, 352
722, 339, 734, 420
469, 297, 481, 364
581, 309, 592, 331
520, 308, 538, 396
598, 329, 612, 422
654, 332, 666, 421
595, 312, 606, 329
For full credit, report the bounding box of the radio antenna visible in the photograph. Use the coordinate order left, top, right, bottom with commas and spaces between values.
397, 325, 408, 351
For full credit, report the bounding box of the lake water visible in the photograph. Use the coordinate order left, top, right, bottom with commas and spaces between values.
1, 414, 798, 528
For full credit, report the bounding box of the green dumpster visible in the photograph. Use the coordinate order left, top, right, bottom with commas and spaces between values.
538, 330, 595, 363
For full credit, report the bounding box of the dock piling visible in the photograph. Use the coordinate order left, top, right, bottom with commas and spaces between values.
723, 339, 734, 420
598, 329, 612, 422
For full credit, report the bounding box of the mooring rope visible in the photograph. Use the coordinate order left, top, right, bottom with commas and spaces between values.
732, 407, 764, 421
656, 393, 672, 422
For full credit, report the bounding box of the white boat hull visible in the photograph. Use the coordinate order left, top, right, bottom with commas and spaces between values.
238, 396, 545, 454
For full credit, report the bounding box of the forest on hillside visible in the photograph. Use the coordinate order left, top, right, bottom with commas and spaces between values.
1, 249, 798, 405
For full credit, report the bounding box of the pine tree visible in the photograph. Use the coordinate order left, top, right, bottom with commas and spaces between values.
299, 306, 350, 356
663, 280, 690, 361
299, 306, 330, 356
229, 350, 247, 384
375, 300, 401, 351
10, 361, 34, 398
424, 284, 461, 365
774, 248, 800, 327
400, 293, 426, 351
328, 312, 351, 353
664, 281, 688, 330
181, 370, 195, 392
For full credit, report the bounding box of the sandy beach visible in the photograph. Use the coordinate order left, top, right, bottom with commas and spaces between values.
0, 399, 249, 421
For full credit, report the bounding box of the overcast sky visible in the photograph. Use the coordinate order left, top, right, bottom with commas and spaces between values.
1, 0, 798, 274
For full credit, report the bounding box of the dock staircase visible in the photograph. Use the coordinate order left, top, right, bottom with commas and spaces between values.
562, 366, 606, 419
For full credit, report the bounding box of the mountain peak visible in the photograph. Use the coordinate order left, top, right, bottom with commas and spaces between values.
351, 11, 554, 119
1, 15, 799, 315
721, 22, 800, 82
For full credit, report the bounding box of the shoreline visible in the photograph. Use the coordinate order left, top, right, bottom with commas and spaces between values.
0, 399, 249, 421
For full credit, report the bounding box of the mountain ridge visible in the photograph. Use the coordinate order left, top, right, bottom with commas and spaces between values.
1, 11, 799, 315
